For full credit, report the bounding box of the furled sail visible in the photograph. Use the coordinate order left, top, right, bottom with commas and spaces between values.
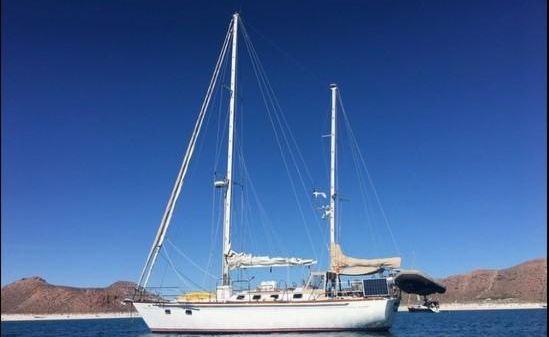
330, 243, 401, 275
226, 250, 317, 270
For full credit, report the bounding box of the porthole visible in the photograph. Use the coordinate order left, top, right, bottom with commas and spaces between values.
165, 309, 171, 314
185, 309, 192, 315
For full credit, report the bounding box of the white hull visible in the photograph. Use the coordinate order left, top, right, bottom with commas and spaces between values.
134, 298, 398, 333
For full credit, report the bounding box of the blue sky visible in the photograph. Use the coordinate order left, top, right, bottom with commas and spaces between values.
1, 0, 546, 288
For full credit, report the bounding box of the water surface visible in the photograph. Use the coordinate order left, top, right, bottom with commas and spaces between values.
2, 309, 546, 337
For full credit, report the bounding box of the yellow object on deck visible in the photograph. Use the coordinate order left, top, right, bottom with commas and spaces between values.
177, 291, 215, 302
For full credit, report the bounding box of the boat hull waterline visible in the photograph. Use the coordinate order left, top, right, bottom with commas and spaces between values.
134, 298, 398, 333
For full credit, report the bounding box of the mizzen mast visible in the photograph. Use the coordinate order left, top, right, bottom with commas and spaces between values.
329, 84, 338, 252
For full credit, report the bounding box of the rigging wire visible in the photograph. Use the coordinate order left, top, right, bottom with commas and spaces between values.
212, 57, 229, 169
166, 26, 230, 276
203, 190, 224, 287
241, 19, 344, 266
240, 21, 316, 196
164, 23, 231, 290
337, 90, 401, 256
165, 238, 218, 280
147, 16, 405, 291
161, 246, 207, 291
347, 131, 381, 252
204, 50, 231, 287
337, 93, 381, 252
236, 137, 286, 256
137, 18, 234, 289
243, 20, 330, 85
240, 19, 321, 260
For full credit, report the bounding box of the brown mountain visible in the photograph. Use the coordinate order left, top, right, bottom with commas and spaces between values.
435, 258, 547, 303
1, 276, 138, 314
403, 258, 547, 304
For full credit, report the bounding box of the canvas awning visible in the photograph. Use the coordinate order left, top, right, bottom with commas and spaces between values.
330, 243, 401, 275
394, 269, 446, 295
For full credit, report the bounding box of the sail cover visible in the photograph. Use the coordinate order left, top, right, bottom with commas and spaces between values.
226, 250, 316, 270
330, 243, 401, 275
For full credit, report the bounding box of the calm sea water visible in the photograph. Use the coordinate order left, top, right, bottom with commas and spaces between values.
1, 309, 546, 337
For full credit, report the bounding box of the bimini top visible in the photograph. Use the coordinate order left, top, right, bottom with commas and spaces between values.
394, 269, 446, 295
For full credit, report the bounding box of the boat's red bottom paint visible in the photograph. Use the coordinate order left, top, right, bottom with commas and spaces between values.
150, 327, 391, 334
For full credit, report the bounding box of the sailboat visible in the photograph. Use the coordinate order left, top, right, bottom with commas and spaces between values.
407, 296, 441, 313
395, 269, 446, 313
131, 13, 407, 333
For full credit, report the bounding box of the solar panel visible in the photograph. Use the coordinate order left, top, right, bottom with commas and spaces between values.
363, 278, 389, 296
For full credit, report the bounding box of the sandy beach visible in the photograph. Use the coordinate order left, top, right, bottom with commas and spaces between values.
398, 302, 547, 312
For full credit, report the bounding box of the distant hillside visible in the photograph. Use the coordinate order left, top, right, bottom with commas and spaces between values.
437, 258, 547, 303
1, 277, 138, 314
2, 258, 546, 314
404, 258, 547, 304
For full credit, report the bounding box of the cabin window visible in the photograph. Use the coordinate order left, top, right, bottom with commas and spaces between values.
185, 309, 192, 315
292, 293, 303, 299
270, 294, 279, 300
252, 295, 261, 300
164, 309, 171, 315
236, 295, 245, 300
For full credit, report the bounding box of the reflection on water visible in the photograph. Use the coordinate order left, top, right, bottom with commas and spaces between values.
137, 333, 393, 337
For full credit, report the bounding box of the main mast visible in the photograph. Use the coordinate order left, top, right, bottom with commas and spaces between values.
136, 18, 233, 291
222, 13, 239, 286
329, 84, 337, 248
